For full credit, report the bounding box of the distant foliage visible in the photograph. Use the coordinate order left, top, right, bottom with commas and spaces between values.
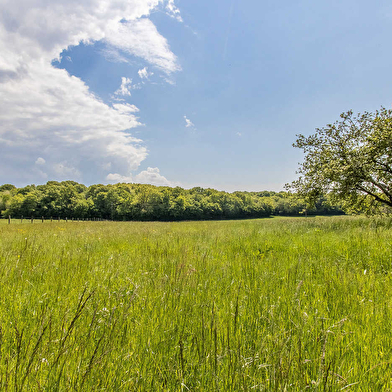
0, 182, 344, 220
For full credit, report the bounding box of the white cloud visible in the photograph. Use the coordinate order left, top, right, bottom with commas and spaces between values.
113, 77, 142, 98
184, 115, 195, 128
165, 0, 183, 23
236, 132, 242, 137
112, 103, 140, 114
105, 18, 181, 74
164, 77, 176, 85
138, 67, 153, 80
0, 61, 147, 183
115, 77, 133, 96
106, 167, 173, 186
35, 157, 46, 165
100, 47, 129, 63
135, 167, 173, 186
36, 169, 48, 180
53, 162, 81, 180
0, 0, 182, 185
106, 173, 133, 183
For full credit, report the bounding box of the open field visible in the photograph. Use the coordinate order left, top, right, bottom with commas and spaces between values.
1, 216, 392, 391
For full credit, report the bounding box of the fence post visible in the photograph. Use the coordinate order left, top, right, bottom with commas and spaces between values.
51, 216, 53, 222
42, 216, 44, 223
8, 215, 11, 224
21, 215, 23, 223
65, 217, 68, 223
31, 217, 34, 224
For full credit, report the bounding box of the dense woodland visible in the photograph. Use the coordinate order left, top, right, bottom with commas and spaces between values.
0, 181, 344, 221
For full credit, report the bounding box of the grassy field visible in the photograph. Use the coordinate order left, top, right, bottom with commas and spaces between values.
1, 216, 392, 391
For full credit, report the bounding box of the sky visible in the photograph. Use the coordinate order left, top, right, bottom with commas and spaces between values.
1, 0, 392, 192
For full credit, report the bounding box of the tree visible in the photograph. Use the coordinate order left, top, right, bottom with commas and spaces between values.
288, 108, 392, 213
0, 184, 16, 192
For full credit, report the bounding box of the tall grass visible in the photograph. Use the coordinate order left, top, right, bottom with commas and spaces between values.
1, 216, 392, 390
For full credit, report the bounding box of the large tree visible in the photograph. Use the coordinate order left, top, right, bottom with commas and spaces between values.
288, 107, 392, 213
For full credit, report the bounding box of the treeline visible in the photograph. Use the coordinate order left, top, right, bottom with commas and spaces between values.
0, 181, 344, 221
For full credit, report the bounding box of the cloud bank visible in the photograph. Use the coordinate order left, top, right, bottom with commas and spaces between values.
0, 0, 182, 185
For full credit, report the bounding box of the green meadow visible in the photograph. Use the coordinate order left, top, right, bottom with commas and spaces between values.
1, 216, 392, 391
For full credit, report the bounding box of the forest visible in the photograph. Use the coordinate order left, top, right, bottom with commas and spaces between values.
0, 181, 344, 221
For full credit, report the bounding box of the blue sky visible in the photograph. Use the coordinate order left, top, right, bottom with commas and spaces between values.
1, 0, 392, 191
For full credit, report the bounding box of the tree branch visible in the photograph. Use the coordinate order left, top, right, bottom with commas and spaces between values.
357, 185, 392, 208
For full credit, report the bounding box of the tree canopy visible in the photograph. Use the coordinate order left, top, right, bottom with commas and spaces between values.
0, 181, 343, 220
288, 107, 392, 213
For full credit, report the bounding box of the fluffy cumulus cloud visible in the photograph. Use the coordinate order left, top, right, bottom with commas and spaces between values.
0, 0, 181, 185
106, 173, 134, 183
135, 167, 173, 186
106, 167, 172, 186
